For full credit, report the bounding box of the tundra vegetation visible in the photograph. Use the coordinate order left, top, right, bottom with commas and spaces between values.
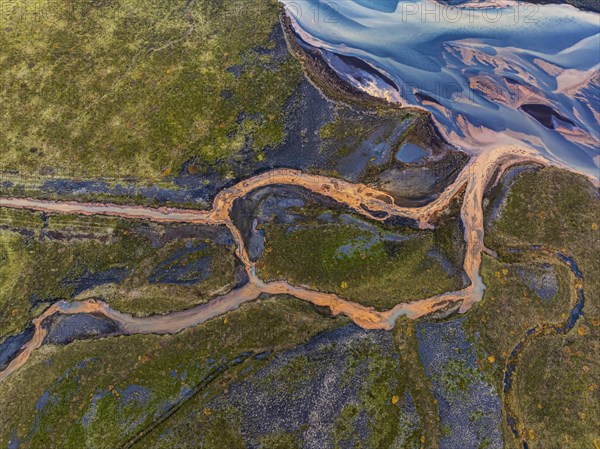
0, 0, 301, 180
0, 0, 598, 447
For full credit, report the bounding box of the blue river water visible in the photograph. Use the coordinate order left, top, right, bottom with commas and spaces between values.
281, 0, 600, 178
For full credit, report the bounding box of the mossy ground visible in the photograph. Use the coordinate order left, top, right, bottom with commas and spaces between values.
515, 329, 599, 449
393, 320, 441, 449
1, 6, 598, 444
0, 209, 149, 339
466, 167, 600, 448
0, 294, 442, 449
81, 236, 238, 317
0, 296, 345, 449
0, 178, 208, 210
257, 201, 466, 310
1, 164, 596, 449
0, 0, 300, 181
485, 167, 599, 302
141, 322, 438, 449
0, 208, 238, 340
319, 105, 410, 160
464, 255, 575, 390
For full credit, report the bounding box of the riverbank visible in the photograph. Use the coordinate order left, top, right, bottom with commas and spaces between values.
0, 144, 553, 383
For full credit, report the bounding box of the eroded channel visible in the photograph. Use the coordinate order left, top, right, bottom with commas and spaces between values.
0, 144, 551, 381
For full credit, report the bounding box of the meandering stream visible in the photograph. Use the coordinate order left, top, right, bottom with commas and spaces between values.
0, 1, 597, 388
0, 144, 547, 381
501, 248, 586, 448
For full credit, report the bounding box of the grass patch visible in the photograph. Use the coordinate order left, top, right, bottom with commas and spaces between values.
319, 105, 409, 160
0, 210, 152, 339
464, 255, 575, 393
514, 329, 600, 449
85, 236, 238, 317
0, 208, 239, 340
464, 166, 600, 447
257, 208, 465, 309
393, 319, 440, 449
486, 167, 599, 309
0, 0, 301, 181
0, 296, 342, 449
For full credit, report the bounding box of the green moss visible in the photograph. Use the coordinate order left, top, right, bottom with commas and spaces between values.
319, 105, 409, 161
0, 208, 239, 339
473, 167, 599, 390
0, 211, 153, 339
487, 167, 599, 309
257, 432, 302, 449
257, 212, 464, 309
330, 334, 420, 449
137, 317, 434, 449
98, 237, 238, 316
0, 0, 301, 181
193, 407, 247, 449
332, 403, 362, 448
0, 179, 206, 210
360, 346, 402, 448
0, 296, 342, 449
0, 232, 32, 337
436, 358, 482, 397
514, 329, 600, 448
393, 320, 440, 449
464, 167, 600, 447
464, 255, 574, 390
